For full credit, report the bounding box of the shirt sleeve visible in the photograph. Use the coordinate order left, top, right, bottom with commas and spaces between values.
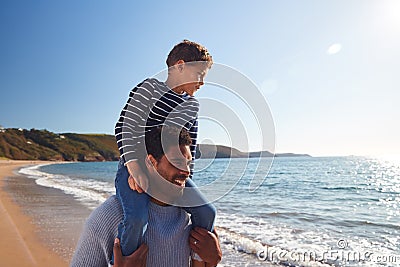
70, 197, 122, 267
168, 97, 199, 179
115, 79, 157, 163
187, 117, 198, 179
70, 223, 110, 267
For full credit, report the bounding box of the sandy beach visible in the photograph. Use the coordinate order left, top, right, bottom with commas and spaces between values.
0, 160, 91, 266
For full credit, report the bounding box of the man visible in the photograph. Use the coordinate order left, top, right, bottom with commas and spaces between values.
71, 126, 222, 267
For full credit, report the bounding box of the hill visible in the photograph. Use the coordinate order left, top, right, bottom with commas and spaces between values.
0, 128, 119, 161
0, 128, 311, 161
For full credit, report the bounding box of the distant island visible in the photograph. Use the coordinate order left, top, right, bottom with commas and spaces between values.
196, 144, 311, 159
0, 128, 311, 161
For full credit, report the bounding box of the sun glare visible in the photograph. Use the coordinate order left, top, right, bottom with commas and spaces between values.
380, 0, 400, 27
377, 154, 400, 166
327, 43, 342, 55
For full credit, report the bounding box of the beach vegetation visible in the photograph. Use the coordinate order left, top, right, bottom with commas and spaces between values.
0, 128, 119, 161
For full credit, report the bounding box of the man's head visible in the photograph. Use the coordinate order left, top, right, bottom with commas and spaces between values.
166, 40, 213, 96
142, 126, 192, 205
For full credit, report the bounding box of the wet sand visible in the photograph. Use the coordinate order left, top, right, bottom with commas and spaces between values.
0, 160, 91, 266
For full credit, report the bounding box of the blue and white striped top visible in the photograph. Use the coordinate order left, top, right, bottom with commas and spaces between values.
115, 78, 199, 172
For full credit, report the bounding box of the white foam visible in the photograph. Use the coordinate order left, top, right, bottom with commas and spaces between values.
19, 164, 115, 209
216, 226, 333, 267
214, 211, 399, 266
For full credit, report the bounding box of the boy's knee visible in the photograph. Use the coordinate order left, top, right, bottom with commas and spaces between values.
201, 203, 217, 220
124, 213, 148, 227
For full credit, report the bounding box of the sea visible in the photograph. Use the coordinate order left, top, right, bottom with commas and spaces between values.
19, 156, 400, 266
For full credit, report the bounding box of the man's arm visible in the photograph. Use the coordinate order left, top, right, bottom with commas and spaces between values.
189, 227, 222, 267
70, 218, 111, 267
71, 196, 123, 267
192, 259, 206, 267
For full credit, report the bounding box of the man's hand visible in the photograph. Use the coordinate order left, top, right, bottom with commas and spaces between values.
113, 238, 148, 267
189, 227, 222, 266
125, 161, 148, 193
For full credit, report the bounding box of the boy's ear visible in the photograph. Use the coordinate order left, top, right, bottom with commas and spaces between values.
174, 59, 185, 65
173, 59, 185, 72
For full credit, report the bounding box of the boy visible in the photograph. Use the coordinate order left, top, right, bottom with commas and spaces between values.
113, 40, 216, 264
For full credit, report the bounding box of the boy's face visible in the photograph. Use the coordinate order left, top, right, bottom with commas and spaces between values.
179, 62, 208, 96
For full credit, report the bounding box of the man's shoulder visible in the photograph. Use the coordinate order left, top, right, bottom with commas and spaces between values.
90, 195, 122, 220
85, 196, 122, 234
71, 196, 121, 267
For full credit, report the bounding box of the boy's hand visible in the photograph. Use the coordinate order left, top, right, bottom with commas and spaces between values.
125, 161, 148, 193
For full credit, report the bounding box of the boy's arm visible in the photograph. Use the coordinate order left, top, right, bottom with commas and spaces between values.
176, 97, 199, 178
115, 79, 157, 164
115, 79, 158, 190
187, 118, 198, 178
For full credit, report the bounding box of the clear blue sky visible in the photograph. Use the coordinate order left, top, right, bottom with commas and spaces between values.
1, 0, 399, 157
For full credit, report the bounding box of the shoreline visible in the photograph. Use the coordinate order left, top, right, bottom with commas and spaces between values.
0, 160, 91, 266
1, 160, 274, 267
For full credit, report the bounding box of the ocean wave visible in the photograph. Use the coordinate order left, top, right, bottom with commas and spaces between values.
319, 186, 360, 191
18, 164, 115, 209
339, 219, 400, 230
217, 226, 333, 267
214, 211, 400, 267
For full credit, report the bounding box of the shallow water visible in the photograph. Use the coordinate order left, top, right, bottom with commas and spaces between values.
20, 156, 400, 266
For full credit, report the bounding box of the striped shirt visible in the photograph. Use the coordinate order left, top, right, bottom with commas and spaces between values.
115, 78, 199, 173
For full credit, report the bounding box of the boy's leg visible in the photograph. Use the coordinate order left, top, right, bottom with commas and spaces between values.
115, 159, 150, 256
182, 178, 216, 232
182, 179, 216, 261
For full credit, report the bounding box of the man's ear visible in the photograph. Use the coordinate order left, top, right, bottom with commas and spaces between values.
145, 154, 158, 169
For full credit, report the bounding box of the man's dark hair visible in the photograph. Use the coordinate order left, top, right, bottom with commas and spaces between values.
145, 126, 192, 161
166, 39, 213, 69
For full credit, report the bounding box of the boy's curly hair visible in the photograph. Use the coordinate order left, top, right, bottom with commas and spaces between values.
166, 39, 213, 69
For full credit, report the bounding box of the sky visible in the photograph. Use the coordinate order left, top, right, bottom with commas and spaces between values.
1, 0, 399, 157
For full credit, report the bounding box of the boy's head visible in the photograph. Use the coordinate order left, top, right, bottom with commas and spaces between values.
166, 39, 213, 68
166, 40, 213, 96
